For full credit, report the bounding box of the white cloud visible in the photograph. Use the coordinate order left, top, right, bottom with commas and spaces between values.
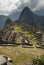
0, 0, 19, 11
0, 0, 21, 15
0, 0, 44, 15
32, 0, 44, 11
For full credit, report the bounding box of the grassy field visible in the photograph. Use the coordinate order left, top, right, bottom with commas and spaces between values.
0, 46, 44, 65
42, 33, 44, 43
13, 25, 34, 40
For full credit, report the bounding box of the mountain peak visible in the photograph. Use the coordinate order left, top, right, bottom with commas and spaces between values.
5, 18, 12, 24
23, 7, 29, 10
23, 7, 30, 11
19, 7, 33, 20
4, 18, 13, 28
22, 7, 32, 13
6, 18, 12, 22
19, 7, 34, 25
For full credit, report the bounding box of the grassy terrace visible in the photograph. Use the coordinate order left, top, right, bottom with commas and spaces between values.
42, 33, 44, 43
0, 46, 44, 65
13, 25, 34, 39
13, 25, 44, 46
0, 25, 44, 65
13, 25, 37, 46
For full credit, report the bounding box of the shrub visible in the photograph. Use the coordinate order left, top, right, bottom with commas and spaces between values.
32, 55, 44, 65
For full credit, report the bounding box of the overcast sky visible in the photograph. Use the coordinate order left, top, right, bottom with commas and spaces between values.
0, 0, 44, 15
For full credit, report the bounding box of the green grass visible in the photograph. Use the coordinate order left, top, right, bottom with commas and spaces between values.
0, 46, 44, 65
13, 53, 33, 65
32, 55, 44, 65
0, 46, 33, 65
42, 33, 44, 43
16, 35, 22, 44
13, 25, 34, 40
13, 25, 37, 46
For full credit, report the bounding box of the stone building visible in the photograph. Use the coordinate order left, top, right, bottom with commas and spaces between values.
35, 31, 42, 40
35, 31, 42, 44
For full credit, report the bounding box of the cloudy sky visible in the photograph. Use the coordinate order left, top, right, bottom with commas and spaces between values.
0, 0, 44, 16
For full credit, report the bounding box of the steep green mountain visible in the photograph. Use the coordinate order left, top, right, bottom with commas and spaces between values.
19, 7, 37, 26
4, 18, 14, 29
15, 7, 44, 31
0, 7, 44, 31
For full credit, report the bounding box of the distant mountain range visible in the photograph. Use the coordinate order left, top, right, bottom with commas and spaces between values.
0, 12, 21, 29
0, 7, 44, 30
0, 15, 8, 29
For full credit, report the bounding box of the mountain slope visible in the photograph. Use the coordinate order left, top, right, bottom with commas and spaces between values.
0, 15, 8, 29
19, 7, 37, 26
0, 7, 44, 30
0, 12, 21, 30
9, 11, 21, 21
16, 7, 44, 31
4, 18, 13, 29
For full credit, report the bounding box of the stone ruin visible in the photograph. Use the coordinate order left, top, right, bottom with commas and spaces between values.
34, 31, 42, 45
0, 28, 33, 46
0, 55, 13, 65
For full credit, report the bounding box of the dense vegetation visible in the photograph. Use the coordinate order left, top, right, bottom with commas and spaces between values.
32, 55, 44, 65
13, 25, 34, 40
